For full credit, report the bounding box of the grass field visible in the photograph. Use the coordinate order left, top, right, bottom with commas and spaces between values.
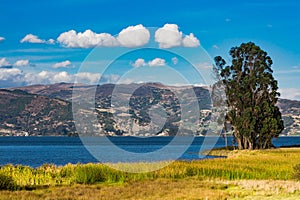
0, 148, 299, 199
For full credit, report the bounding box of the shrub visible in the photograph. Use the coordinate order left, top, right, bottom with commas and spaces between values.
0, 173, 19, 191
293, 164, 300, 180
74, 164, 106, 184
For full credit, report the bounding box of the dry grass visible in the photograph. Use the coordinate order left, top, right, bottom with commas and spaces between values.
0, 179, 299, 199
0, 148, 300, 199
0, 179, 230, 200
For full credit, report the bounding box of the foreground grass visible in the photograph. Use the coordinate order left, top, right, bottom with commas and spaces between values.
0, 148, 299, 199
0, 179, 299, 199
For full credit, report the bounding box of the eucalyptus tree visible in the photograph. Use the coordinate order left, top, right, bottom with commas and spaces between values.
214, 42, 284, 149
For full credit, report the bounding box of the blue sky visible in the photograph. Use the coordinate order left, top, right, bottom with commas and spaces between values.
0, 0, 300, 100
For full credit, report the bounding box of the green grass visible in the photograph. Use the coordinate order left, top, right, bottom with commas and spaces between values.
0, 148, 299, 191
0, 148, 299, 199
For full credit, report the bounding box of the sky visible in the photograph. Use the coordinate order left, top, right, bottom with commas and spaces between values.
0, 0, 300, 100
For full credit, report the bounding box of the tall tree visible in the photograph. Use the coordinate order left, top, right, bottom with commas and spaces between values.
214, 42, 284, 149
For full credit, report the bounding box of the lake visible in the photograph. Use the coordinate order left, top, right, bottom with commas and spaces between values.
0, 136, 299, 167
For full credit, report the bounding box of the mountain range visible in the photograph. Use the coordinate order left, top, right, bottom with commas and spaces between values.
0, 82, 299, 136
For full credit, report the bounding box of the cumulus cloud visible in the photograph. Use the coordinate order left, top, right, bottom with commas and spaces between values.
75, 72, 101, 84
0, 68, 24, 87
57, 24, 199, 49
0, 37, 5, 42
0, 58, 11, 68
52, 60, 72, 68
57, 29, 119, 48
57, 25, 150, 48
182, 33, 200, 47
0, 68, 22, 80
0, 68, 120, 87
117, 24, 150, 48
21, 34, 44, 43
24, 71, 102, 85
148, 58, 166, 67
13, 59, 29, 67
155, 24, 200, 48
131, 58, 146, 68
131, 58, 167, 67
278, 88, 300, 101
47, 39, 55, 44
155, 24, 183, 48
171, 57, 178, 65
20, 34, 54, 44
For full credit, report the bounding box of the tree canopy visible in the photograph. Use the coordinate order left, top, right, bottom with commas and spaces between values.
214, 42, 284, 149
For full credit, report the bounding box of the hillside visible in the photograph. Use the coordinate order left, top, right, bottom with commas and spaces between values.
0, 89, 75, 136
0, 83, 299, 136
278, 99, 300, 135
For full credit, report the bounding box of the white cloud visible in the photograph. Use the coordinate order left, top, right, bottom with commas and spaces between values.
155, 24, 200, 48
171, 57, 178, 65
155, 24, 183, 48
0, 58, 11, 67
48, 39, 55, 44
57, 24, 199, 49
20, 34, 54, 44
52, 60, 72, 68
53, 71, 73, 83
75, 72, 101, 84
196, 62, 213, 70
1, 58, 31, 68
13, 59, 29, 67
117, 24, 150, 48
276, 69, 300, 74
0, 37, 5, 42
278, 88, 300, 101
131, 58, 167, 67
225, 18, 231, 22
148, 58, 166, 67
57, 29, 119, 48
131, 58, 146, 68
0, 68, 22, 80
0, 68, 117, 87
182, 33, 200, 47
0, 68, 25, 87
213, 45, 220, 50
21, 34, 42, 43
57, 25, 150, 48
24, 71, 102, 85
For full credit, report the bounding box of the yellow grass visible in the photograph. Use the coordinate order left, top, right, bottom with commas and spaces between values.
0, 148, 299, 199
0, 179, 299, 199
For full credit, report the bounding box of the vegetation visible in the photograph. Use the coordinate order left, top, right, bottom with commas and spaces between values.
0, 174, 19, 191
0, 148, 299, 199
214, 42, 284, 149
294, 164, 300, 180
0, 148, 299, 189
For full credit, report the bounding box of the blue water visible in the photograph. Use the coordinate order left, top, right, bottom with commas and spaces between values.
0, 136, 299, 167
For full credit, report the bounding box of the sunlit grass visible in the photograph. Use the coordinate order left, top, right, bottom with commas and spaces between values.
0, 148, 299, 199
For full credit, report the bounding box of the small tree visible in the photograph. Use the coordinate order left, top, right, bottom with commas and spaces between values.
214, 42, 284, 149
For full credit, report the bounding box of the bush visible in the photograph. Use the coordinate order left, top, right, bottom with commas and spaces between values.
74, 165, 106, 184
293, 164, 300, 180
0, 173, 19, 191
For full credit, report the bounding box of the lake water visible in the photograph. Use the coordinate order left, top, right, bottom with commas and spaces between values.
0, 136, 299, 167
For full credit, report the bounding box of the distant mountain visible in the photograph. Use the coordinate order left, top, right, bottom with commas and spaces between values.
0, 89, 75, 136
1, 83, 299, 136
277, 99, 300, 135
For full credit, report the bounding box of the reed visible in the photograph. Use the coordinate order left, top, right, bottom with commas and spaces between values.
0, 148, 299, 190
